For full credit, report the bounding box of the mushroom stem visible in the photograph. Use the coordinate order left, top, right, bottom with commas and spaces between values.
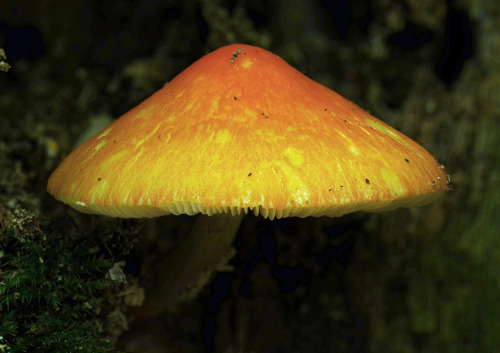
136, 213, 245, 319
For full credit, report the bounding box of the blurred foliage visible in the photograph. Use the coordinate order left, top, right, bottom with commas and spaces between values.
0, 0, 499, 352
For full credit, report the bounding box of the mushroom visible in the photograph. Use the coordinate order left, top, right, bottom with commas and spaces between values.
47, 44, 450, 318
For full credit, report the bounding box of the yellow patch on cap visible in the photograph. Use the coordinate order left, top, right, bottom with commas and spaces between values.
365, 118, 407, 146
215, 129, 231, 145
284, 147, 305, 168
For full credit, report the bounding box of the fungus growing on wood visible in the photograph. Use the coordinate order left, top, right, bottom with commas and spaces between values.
47, 44, 450, 317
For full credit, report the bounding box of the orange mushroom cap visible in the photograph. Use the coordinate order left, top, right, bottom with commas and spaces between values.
47, 44, 450, 220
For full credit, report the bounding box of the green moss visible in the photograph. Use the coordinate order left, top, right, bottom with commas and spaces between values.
0, 207, 135, 352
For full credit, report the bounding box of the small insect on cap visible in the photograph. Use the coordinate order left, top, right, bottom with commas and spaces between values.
47, 44, 450, 220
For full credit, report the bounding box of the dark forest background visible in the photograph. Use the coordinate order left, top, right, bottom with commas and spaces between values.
1, 1, 498, 352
